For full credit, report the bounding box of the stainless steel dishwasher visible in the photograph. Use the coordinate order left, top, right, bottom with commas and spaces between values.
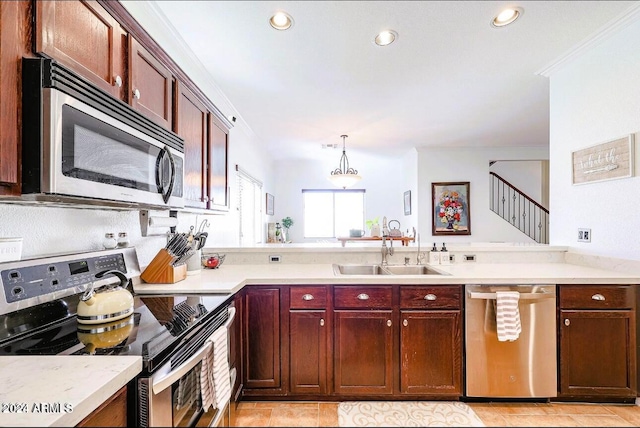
465, 284, 557, 398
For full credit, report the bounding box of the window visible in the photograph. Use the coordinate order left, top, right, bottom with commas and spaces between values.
237, 166, 263, 245
303, 189, 365, 238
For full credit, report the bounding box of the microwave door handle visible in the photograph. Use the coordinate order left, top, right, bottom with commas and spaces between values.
152, 341, 212, 394
156, 146, 176, 204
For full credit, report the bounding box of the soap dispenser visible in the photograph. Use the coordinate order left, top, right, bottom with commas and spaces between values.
428, 242, 440, 265
440, 242, 450, 265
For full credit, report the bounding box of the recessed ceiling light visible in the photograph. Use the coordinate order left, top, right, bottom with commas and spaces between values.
269, 11, 294, 31
491, 7, 523, 28
375, 30, 398, 46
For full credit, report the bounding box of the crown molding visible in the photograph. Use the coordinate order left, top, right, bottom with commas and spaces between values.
536, 3, 640, 77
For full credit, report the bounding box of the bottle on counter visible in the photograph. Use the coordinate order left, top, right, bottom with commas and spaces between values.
440, 242, 450, 265
117, 232, 129, 248
103, 233, 117, 249
428, 242, 440, 265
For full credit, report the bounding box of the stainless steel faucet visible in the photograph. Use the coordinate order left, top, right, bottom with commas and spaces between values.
381, 236, 394, 265
416, 233, 425, 265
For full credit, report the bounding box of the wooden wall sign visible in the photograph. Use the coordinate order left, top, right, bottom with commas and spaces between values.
572, 134, 634, 185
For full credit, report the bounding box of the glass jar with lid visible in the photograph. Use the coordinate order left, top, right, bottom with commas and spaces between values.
117, 232, 129, 248
103, 233, 117, 249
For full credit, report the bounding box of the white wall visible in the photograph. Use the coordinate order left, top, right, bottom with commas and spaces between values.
272, 145, 548, 244
548, 16, 640, 260
273, 150, 412, 243
416, 146, 549, 244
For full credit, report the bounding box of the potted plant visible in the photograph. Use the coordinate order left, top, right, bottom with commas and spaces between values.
281, 216, 294, 243
365, 216, 381, 237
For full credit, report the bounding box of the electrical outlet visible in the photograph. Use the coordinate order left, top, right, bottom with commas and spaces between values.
577, 228, 591, 243
269, 255, 281, 263
449, 254, 455, 263
464, 254, 476, 262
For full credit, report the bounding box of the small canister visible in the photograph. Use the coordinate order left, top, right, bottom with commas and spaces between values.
187, 249, 202, 275
103, 233, 117, 249
117, 232, 129, 248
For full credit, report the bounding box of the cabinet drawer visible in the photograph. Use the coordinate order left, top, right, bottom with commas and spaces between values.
290, 286, 327, 309
559, 285, 635, 309
400, 286, 461, 309
334, 286, 392, 309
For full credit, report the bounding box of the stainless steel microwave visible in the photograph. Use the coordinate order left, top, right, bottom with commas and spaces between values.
20, 58, 184, 210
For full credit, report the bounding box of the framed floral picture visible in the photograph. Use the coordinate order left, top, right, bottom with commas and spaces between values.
431, 182, 471, 235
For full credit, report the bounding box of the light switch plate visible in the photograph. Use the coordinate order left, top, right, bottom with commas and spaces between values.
577, 228, 591, 242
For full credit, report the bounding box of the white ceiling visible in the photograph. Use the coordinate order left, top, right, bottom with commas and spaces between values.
149, 1, 637, 161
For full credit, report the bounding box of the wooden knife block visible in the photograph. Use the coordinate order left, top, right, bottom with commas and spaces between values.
141, 249, 188, 284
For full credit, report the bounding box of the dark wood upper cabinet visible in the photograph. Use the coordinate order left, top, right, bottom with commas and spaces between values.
2, 0, 232, 210
175, 81, 208, 209
0, 0, 31, 194
129, 37, 173, 129
35, 0, 125, 100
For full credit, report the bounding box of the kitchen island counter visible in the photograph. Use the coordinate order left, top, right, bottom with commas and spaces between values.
134, 259, 639, 295
0, 355, 141, 427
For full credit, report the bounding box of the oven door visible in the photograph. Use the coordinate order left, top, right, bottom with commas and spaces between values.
44, 88, 184, 208
139, 307, 236, 427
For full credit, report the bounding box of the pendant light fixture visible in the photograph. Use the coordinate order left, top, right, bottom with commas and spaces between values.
329, 135, 362, 189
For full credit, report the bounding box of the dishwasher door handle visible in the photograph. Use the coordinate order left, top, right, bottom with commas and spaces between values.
467, 291, 555, 300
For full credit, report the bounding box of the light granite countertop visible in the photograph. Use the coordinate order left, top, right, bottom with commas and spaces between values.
133, 260, 640, 295
0, 356, 141, 427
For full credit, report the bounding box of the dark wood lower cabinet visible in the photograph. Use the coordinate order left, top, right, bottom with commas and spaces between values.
558, 284, 637, 402
559, 309, 636, 399
290, 310, 328, 395
243, 287, 282, 392
76, 385, 127, 427
400, 310, 462, 396
241, 283, 636, 402
334, 310, 394, 395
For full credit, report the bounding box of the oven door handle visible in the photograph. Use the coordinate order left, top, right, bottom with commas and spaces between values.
152, 341, 212, 394
223, 306, 236, 330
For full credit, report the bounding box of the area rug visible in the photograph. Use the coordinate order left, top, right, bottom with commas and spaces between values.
338, 401, 485, 427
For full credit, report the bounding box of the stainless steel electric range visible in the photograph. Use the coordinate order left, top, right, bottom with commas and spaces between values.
0, 247, 235, 427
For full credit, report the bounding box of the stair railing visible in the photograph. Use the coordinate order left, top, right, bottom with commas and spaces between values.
489, 172, 549, 244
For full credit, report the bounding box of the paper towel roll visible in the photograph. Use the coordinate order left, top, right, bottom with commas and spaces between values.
148, 216, 179, 227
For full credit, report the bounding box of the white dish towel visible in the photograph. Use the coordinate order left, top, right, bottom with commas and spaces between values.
495, 291, 522, 342
211, 325, 231, 409
199, 343, 216, 412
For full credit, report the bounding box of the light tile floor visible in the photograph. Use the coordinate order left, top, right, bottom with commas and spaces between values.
233, 400, 640, 427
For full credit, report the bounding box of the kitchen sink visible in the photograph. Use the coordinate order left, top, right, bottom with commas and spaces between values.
333, 264, 446, 275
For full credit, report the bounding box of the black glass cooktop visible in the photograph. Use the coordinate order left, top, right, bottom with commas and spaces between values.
0, 294, 232, 374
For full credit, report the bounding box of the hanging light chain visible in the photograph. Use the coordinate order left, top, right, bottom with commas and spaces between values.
331, 135, 358, 176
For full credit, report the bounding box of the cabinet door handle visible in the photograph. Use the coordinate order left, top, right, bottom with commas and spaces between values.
357, 293, 369, 300
564, 318, 570, 326
320, 318, 324, 327
424, 294, 437, 301
387, 320, 392, 327
133, 88, 141, 100
403, 319, 408, 327
591, 293, 605, 301
302, 294, 314, 301
114, 75, 122, 87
